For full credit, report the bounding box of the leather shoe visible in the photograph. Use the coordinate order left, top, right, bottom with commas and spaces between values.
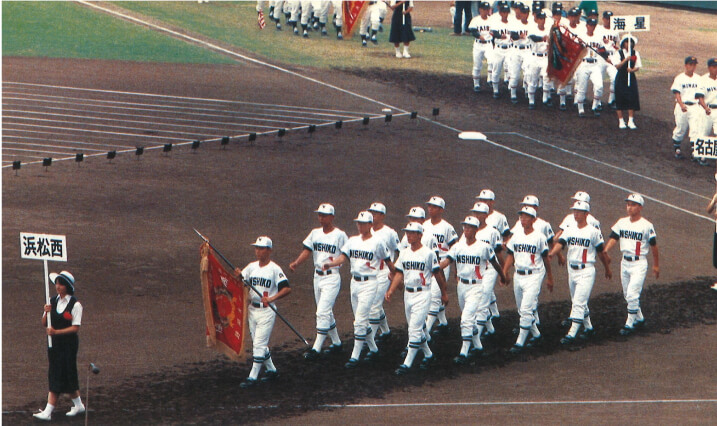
303, 349, 320, 360
453, 354, 468, 365
344, 358, 359, 369
419, 355, 434, 370
619, 326, 635, 336
260, 370, 278, 383
394, 364, 410, 376
240, 378, 257, 388
560, 335, 575, 345
322, 343, 343, 355
508, 344, 523, 354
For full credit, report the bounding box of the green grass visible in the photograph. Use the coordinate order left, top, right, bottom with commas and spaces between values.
2, 1, 235, 63
114, 1, 475, 74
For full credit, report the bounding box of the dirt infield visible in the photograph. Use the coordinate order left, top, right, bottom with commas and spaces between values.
3, 3, 717, 424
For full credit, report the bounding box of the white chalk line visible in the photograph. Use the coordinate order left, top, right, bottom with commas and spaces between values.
4, 116, 212, 138
318, 399, 717, 409
2, 141, 106, 153
3, 134, 135, 149
426, 118, 714, 223
72, 1, 406, 113
487, 131, 712, 201
3, 128, 147, 145
4, 122, 188, 141
4, 81, 384, 116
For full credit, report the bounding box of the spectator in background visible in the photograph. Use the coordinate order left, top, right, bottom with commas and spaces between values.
451, 1, 473, 36
610, 35, 641, 130
389, 1, 415, 59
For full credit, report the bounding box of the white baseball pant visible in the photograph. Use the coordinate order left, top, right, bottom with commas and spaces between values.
478, 267, 498, 325
472, 41, 493, 88
332, 0, 343, 26
620, 258, 648, 318
513, 269, 545, 330
575, 61, 604, 104
350, 277, 379, 358
369, 269, 391, 333
249, 305, 277, 361
491, 45, 511, 91
300, 0, 314, 25
526, 53, 552, 103
428, 264, 450, 322
567, 264, 596, 322
672, 103, 703, 142
508, 47, 530, 93
458, 282, 487, 346
313, 272, 340, 338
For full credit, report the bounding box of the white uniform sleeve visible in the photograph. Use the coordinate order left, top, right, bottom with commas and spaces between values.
302, 230, 314, 251
671, 74, 683, 94
71, 301, 83, 326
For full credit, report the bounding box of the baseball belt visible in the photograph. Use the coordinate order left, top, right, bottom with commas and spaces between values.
709, 104, 717, 108
569, 263, 588, 270
516, 269, 536, 275
623, 255, 641, 261
315, 269, 333, 276
459, 278, 479, 284
583, 58, 598, 63
515, 45, 529, 49
406, 287, 424, 293
475, 39, 491, 44
498, 45, 511, 49
251, 302, 270, 308
353, 275, 373, 282
683, 102, 696, 105
533, 52, 546, 56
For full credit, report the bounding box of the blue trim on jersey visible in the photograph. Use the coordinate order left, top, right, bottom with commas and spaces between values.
278, 280, 290, 290
432, 266, 440, 273
649, 237, 657, 246
558, 238, 567, 246
303, 244, 313, 251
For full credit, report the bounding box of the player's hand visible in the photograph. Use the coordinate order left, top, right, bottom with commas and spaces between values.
605, 268, 612, 280
653, 265, 660, 279
546, 277, 554, 293
385, 291, 392, 303
322, 263, 330, 271
706, 108, 712, 116
233, 267, 241, 278
681, 104, 688, 113
289, 262, 297, 272
46, 327, 56, 336
503, 275, 512, 287
441, 293, 449, 306
558, 253, 566, 266
261, 296, 271, 306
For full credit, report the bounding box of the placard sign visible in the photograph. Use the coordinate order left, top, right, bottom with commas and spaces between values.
610, 15, 651, 32
692, 137, 717, 160
21, 232, 67, 261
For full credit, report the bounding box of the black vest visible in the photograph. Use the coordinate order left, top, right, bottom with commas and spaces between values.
50, 295, 77, 330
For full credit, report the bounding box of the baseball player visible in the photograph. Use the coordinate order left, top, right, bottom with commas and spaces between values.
555, 191, 601, 241
234, 236, 291, 388
505, 4, 533, 104
475, 189, 510, 323
423, 196, 459, 336
557, 7, 585, 110
442, 216, 506, 364
322, 211, 393, 368
671, 56, 707, 164
468, 2, 494, 93
332, 0, 344, 39
503, 206, 554, 354
367, 202, 400, 341
603, 194, 660, 336
548, 201, 611, 344
700, 58, 717, 137
600, 11, 620, 109
507, 195, 556, 327
386, 222, 448, 375
525, 9, 552, 108
358, 1, 387, 47
399, 207, 440, 255
468, 202, 504, 336
490, 3, 513, 99
575, 18, 609, 117
289, 204, 348, 360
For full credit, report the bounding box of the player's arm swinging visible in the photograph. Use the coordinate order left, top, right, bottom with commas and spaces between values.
385, 270, 404, 303
489, 256, 507, 286
434, 267, 449, 306
502, 252, 514, 287
650, 243, 660, 279
542, 250, 554, 293
322, 254, 348, 270
597, 247, 612, 280
289, 248, 312, 272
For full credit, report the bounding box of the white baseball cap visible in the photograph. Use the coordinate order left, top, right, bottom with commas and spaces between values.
572, 191, 591, 203
521, 195, 540, 207
251, 236, 273, 248
354, 211, 374, 223
461, 216, 480, 228
518, 206, 537, 218
570, 200, 590, 212
49, 271, 76, 294
470, 202, 490, 214
406, 206, 426, 219
315, 203, 335, 215
426, 196, 446, 209
402, 222, 424, 233
625, 193, 644, 206
368, 202, 386, 214
476, 189, 495, 200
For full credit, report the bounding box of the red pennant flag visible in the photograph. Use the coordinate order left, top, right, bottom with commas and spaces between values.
342, 1, 368, 39
547, 25, 587, 88
200, 243, 249, 361
257, 10, 266, 30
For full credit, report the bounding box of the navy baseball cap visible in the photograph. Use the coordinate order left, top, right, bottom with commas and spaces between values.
586, 18, 597, 26
552, 7, 563, 15
552, 2, 563, 11
568, 7, 580, 16
603, 10, 613, 18
587, 9, 598, 16
685, 56, 698, 65
520, 4, 530, 13
499, 3, 511, 12
536, 10, 547, 19
479, 1, 491, 9
708, 58, 717, 67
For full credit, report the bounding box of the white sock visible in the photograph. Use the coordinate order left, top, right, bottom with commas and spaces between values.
568, 321, 581, 338
628, 117, 635, 125
395, 47, 401, 55
534, 310, 541, 325
350, 338, 364, 360
578, 103, 585, 114
510, 87, 517, 98
437, 308, 448, 326
471, 332, 483, 350
528, 92, 536, 103
530, 322, 541, 337
263, 356, 276, 372
636, 308, 644, 321
489, 299, 499, 316
485, 318, 495, 334
583, 315, 593, 330
592, 99, 599, 109
560, 94, 566, 105
425, 314, 437, 332
249, 361, 262, 380
609, 92, 615, 103
475, 323, 485, 336
366, 328, 378, 352
460, 340, 471, 356
43, 403, 55, 415
404, 347, 419, 367
473, 78, 480, 87
516, 328, 530, 346
313, 333, 327, 351
403, 46, 409, 55
421, 340, 433, 358
542, 91, 549, 103
328, 326, 341, 345
72, 397, 84, 408
626, 313, 637, 328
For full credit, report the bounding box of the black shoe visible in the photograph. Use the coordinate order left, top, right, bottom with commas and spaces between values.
596, 103, 604, 111
493, 92, 500, 99
674, 149, 684, 160
419, 355, 434, 370
525, 334, 543, 348
619, 326, 635, 336
344, 358, 359, 369
634, 319, 646, 328
578, 111, 586, 117
528, 103, 536, 110
260, 370, 278, 383
609, 101, 617, 110
453, 354, 468, 365
543, 100, 553, 107
322, 343, 343, 355
559, 103, 567, 111
560, 319, 571, 327
511, 97, 518, 104
364, 350, 380, 363
577, 328, 595, 340
394, 364, 410, 376
474, 86, 481, 93
399, 348, 408, 359
508, 344, 523, 354
592, 109, 600, 117
511, 327, 520, 336
240, 378, 257, 388
376, 331, 391, 342
432, 324, 449, 336
560, 335, 575, 345
468, 348, 484, 359
303, 349, 320, 360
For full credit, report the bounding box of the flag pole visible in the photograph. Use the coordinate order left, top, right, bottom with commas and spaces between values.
193, 229, 309, 345
627, 32, 633, 87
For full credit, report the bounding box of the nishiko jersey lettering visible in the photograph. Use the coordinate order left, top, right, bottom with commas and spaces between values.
242, 261, 289, 305
341, 235, 390, 276
559, 224, 605, 264
423, 219, 459, 258
447, 239, 496, 281
302, 227, 348, 270
610, 217, 657, 257
506, 230, 549, 270
394, 245, 440, 289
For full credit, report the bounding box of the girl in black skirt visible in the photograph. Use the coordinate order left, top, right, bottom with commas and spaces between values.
610, 35, 641, 130
388, 1, 415, 59
33, 271, 85, 421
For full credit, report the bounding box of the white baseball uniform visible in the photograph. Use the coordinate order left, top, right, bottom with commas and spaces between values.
598, 24, 620, 104
241, 260, 289, 379
558, 224, 605, 331
341, 234, 390, 359
447, 238, 496, 354
422, 219, 459, 330
526, 21, 552, 105
575, 30, 608, 111
558, 212, 601, 231
394, 244, 440, 367
701, 73, 717, 136
369, 224, 400, 334
609, 217, 657, 327
506, 229, 548, 346
490, 14, 513, 93
671, 72, 705, 146
485, 210, 510, 318
508, 19, 533, 100
468, 14, 495, 90
302, 227, 348, 350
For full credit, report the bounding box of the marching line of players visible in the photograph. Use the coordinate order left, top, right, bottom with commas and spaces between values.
234, 189, 659, 385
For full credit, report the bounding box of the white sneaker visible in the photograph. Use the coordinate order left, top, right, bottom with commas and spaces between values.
711, 283, 717, 291
395, 51, 402, 58
619, 121, 627, 129
403, 51, 411, 59
628, 121, 637, 130
66, 405, 86, 417
33, 410, 51, 421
